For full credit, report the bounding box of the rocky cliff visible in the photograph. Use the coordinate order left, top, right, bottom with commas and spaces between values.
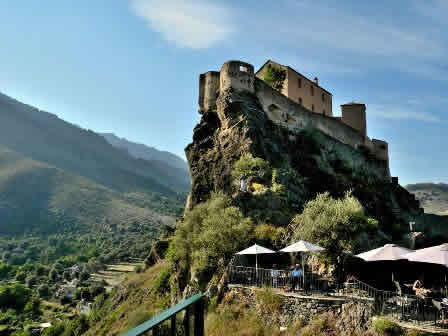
186, 86, 421, 236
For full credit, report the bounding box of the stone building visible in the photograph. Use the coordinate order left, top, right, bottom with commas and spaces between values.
198, 60, 390, 176
256, 60, 332, 117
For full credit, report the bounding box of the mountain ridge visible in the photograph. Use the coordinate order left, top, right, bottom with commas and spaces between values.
0, 91, 188, 235
406, 183, 448, 216
0, 91, 190, 194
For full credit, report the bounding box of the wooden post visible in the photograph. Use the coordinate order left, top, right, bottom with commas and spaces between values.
170, 315, 176, 336
184, 306, 190, 336
194, 298, 204, 336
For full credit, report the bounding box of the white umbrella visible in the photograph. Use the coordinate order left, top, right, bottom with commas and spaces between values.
280, 240, 325, 289
356, 244, 414, 282
403, 243, 448, 296
356, 244, 414, 262
403, 243, 448, 266
280, 240, 324, 253
236, 244, 276, 271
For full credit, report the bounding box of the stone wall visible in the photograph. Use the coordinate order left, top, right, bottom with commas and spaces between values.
228, 285, 374, 329
254, 78, 367, 149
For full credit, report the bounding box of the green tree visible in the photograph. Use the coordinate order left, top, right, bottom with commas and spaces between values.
263, 65, 286, 91
169, 193, 254, 280
38, 284, 50, 299
25, 275, 38, 288
285, 191, 379, 261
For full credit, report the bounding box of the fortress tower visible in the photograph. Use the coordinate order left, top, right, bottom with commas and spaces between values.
341, 103, 367, 137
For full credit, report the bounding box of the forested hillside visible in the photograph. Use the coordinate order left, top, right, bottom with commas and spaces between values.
0, 146, 180, 234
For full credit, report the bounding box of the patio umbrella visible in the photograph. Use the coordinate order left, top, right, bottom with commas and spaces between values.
280, 240, 325, 288
403, 243, 448, 296
236, 244, 276, 271
356, 244, 414, 262
403, 243, 448, 266
356, 244, 414, 282
280, 240, 325, 253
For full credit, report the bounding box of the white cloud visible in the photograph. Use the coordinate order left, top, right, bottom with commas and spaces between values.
369, 103, 440, 122
252, 0, 446, 59
130, 0, 235, 49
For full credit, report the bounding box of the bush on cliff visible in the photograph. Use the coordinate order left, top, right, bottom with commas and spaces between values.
231, 153, 271, 182
285, 191, 380, 261
168, 193, 255, 283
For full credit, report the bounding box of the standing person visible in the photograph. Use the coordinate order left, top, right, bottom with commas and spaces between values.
291, 264, 303, 291
240, 174, 248, 192
271, 264, 280, 288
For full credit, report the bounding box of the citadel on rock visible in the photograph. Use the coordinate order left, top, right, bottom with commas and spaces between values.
199, 60, 391, 177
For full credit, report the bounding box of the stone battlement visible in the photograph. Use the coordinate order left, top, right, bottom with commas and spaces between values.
199, 60, 390, 176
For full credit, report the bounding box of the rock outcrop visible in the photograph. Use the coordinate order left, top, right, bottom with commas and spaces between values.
186, 77, 422, 235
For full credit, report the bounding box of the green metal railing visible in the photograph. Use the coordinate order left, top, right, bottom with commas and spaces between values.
122, 293, 205, 336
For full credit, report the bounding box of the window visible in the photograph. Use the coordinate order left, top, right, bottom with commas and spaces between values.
298, 97, 302, 105
322, 93, 325, 102
239, 65, 248, 72
312, 104, 315, 112
298, 78, 302, 88
310, 85, 314, 96
323, 109, 326, 115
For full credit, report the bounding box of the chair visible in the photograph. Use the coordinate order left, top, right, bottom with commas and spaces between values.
393, 281, 417, 321
433, 299, 448, 328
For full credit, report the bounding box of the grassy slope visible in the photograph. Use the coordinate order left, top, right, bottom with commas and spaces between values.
0, 147, 179, 234
406, 183, 448, 216
86, 262, 172, 336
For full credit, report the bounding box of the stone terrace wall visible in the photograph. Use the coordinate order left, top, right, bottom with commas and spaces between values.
228, 285, 374, 327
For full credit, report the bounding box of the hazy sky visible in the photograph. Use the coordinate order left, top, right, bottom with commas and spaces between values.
0, 0, 446, 185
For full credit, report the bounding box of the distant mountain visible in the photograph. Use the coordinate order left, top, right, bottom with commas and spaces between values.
0, 92, 190, 193
0, 91, 187, 234
406, 183, 448, 216
101, 132, 189, 172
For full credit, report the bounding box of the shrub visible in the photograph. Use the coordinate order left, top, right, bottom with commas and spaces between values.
372, 317, 402, 336
231, 153, 270, 182
299, 312, 338, 336
205, 303, 282, 336
255, 287, 282, 315
285, 191, 379, 261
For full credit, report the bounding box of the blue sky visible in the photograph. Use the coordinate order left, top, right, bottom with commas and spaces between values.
0, 0, 446, 186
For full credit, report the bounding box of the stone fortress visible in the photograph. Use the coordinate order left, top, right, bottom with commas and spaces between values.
199, 60, 390, 176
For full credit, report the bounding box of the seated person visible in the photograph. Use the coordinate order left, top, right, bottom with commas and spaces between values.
271, 264, 280, 287
413, 274, 432, 299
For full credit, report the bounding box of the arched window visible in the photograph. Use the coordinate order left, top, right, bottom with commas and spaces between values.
298, 78, 302, 88
310, 85, 314, 96
323, 109, 326, 115
312, 104, 315, 112
322, 93, 325, 102
298, 97, 302, 105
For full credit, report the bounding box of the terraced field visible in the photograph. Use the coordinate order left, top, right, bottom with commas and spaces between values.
90, 260, 144, 291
